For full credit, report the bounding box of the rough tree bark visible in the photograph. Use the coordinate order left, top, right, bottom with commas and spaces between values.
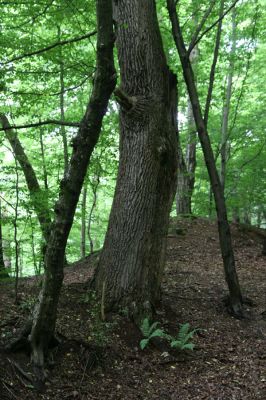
94, 0, 177, 318
167, 0, 243, 317
9, 0, 116, 379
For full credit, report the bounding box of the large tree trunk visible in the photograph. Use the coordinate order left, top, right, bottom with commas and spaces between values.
167, 0, 243, 317
94, 0, 177, 318
20, 0, 116, 376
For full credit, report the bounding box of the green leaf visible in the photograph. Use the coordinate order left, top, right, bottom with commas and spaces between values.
140, 338, 149, 350
149, 328, 165, 339
140, 318, 151, 337
178, 323, 190, 340
182, 343, 195, 350
170, 340, 182, 348
148, 321, 160, 336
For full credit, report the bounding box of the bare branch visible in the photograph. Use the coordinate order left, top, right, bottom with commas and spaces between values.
3, 30, 97, 65
191, 0, 240, 51
0, 119, 80, 131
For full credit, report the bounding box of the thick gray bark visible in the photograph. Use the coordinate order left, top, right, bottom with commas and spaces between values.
28, 0, 116, 374
167, 0, 243, 317
94, 0, 177, 317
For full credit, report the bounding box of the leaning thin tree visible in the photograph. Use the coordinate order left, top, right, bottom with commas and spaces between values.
167, 0, 243, 317
94, 0, 178, 319
8, 0, 116, 378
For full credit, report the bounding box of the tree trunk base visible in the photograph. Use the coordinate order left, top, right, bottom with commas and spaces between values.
6, 319, 61, 388
228, 301, 244, 319
223, 295, 255, 319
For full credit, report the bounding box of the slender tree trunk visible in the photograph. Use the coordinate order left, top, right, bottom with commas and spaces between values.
176, 19, 199, 216
39, 128, 49, 191
176, 141, 191, 215
206, 0, 224, 219
28, 0, 116, 376
184, 47, 199, 211
0, 200, 8, 278
87, 174, 100, 254
58, 26, 69, 174
29, 214, 39, 275
1, 206, 12, 273
232, 207, 240, 223
94, 0, 177, 318
167, 0, 243, 317
243, 209, 251, 225
81, 181, 87, 258
256, 206, 264, 228
14, 159, 20, 304
0, 115, 51, 244
221, 8, 236, 190
208, 185, 214, 218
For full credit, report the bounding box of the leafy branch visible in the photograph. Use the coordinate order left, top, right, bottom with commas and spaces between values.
3, 30, 97, 65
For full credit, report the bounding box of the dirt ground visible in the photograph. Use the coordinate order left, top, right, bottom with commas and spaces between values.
0, 217, 265, 399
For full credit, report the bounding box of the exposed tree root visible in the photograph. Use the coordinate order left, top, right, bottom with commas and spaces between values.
229, 302, 245, 319
5, 319, 32, 353
5, 320, 61, 390
7, 357, 34, 385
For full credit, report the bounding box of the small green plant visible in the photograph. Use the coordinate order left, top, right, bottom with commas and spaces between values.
139, 319, 199, 351
169, 323, 197, 351
140, 318, 166, 350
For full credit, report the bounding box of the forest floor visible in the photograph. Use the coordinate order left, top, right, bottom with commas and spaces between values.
0, 217, 265, 400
